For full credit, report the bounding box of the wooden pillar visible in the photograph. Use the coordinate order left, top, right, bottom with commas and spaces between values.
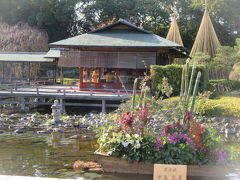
102, 100, 106, 114
1, 62, 4, 82
60, 99, 65, 114
28, 62, 31, 83
20, 97, 26, 112
79, 67, 83, 89
60, 66, 63, 85
54, 60, 57, 84
116, 68, 120, 83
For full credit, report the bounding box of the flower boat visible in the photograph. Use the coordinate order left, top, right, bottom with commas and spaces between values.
94, 62, 238, 178
94, 153, 232, 178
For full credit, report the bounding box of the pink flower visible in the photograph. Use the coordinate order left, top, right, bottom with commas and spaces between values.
118, 112, 134, 127
155, 138, 164, 149
138, 107, 148, 121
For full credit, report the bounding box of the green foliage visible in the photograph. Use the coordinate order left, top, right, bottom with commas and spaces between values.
157, 77, 173, 98
195, 96, 240, 118
0, 0, 80, 42
34, 112, 41, 116
208, 45, 240, 80
194, 128, 223, 165
229, 62, 240, 81
46, 118, 53, 124
0, 0, 239, 46
151, 64, 209, 96
209, 79, 240, 92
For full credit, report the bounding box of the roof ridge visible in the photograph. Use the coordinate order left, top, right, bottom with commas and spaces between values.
88, 19, 150, 34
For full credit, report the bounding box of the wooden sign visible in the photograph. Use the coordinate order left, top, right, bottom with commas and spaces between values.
153, 164, 187, 180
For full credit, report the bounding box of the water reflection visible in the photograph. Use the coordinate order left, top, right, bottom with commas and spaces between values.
0, 130, 239, 180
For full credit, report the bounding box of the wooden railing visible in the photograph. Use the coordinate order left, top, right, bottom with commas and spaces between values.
0, 86, 132, 100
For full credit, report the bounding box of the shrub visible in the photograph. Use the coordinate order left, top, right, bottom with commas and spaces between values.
151, 65, 209, 95
209, 79, 240, 92
195, 97, 240, 118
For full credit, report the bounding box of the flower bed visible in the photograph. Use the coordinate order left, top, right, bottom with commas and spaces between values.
95, 60, 238, 176
94, 153, 232, 177
96, 109, 226, 166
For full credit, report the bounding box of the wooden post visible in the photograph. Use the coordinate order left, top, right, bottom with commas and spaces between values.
2, 62, 5, 82
116, 68, 120, 83
79, 67, 83, 89
28, 62, 31, 83
60, 99, 65, 113
20, 97, 26, 112
60, 66, 63, 85
54, 60, 57, 84
36, 87, 39, 95
102, 100, 106, 114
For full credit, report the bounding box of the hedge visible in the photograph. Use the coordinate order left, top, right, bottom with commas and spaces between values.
195, 97, 240, 118
150, 65, 209, 95
209, 79, 240, 92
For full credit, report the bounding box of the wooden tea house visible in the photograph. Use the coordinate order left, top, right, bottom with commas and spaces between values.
50, 19, 188, 90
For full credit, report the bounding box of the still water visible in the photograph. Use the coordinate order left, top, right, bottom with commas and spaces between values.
0, 130, 240, 180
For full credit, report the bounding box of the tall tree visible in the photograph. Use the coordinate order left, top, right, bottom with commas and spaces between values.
0, 22, 48, 51
0, 0, 80, 42
0, 22, 48, 80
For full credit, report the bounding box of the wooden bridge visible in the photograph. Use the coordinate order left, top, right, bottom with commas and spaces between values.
0, 84, 132, 113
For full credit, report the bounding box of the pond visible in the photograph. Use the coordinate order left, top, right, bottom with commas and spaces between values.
0, 130, 240, 180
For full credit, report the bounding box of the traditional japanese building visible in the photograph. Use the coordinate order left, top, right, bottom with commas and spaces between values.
49, 19, 188, 90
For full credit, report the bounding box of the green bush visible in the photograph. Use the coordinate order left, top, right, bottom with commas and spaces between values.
150, 65, 209, 95
195, 97, 240, 118
209, 79, 240, 92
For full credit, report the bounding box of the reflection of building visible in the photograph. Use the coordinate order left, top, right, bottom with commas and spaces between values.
50, 19, 188, 90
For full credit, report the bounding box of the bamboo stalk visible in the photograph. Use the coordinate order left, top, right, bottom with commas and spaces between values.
186, 59, 197, 104
190, 72, 202, 113
131, 78, 138, 110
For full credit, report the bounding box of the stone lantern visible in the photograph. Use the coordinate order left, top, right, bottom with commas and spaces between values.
51, 100, 63, 125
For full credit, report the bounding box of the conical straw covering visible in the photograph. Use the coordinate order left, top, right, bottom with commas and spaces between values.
166, 15, 184, 46
190, 7, 221, 58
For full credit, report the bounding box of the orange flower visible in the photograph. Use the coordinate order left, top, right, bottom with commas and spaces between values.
189, 121, 205, 149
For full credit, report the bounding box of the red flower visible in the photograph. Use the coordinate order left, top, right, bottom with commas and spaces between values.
118, 112, 134, 127
138, 107, 149, 121
163, 124, 172, 134
185, 111, 193, 121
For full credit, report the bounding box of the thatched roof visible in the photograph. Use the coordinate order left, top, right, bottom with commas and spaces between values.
190, 6, 221, 58
166, 14, 184, 46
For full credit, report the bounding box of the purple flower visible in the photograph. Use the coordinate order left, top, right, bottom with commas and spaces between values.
155, 138, 164, 149
167, 133, 196, 153
214, 148, 229, 164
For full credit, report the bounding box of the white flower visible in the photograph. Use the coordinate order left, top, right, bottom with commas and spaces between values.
135, 143, 141, 149
125, 134, 130, 138
129, 140, 134, 144
134, 134, 139, 138
122, 142, 130, 147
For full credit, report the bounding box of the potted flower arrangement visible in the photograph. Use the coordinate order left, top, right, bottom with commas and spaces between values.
95, 61, 233, 177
